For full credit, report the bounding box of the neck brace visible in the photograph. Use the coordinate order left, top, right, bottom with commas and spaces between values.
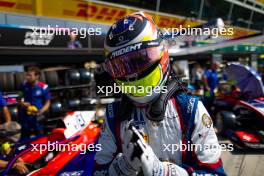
117, 78, 188, 122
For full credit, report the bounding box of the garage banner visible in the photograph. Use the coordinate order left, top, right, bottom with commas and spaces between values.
0, 0, 258, 38
0, 25, 90, 47
0, 0, 33, 14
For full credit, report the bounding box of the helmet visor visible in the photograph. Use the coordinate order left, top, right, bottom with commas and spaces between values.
104, 40, 164, 79
115, 65, 163, 97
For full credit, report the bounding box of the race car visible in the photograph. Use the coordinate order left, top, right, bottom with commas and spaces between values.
1, 110, 103, 176
212, 64, 264, 150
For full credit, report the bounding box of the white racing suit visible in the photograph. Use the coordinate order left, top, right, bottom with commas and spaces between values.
92, 93, 226, 176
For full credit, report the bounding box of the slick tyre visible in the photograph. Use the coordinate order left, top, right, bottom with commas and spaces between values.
45, 71, 59, 87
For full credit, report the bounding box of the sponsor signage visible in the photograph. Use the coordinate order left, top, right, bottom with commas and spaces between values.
0, 0, 258, 38
0, 26, 89, 47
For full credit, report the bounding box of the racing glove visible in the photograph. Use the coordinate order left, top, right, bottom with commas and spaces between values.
135, 127, 189, 176
109, 125, 141, 176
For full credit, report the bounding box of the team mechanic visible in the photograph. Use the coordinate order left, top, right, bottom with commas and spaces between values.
18, 67, 50, 139
92, 12, 226, 176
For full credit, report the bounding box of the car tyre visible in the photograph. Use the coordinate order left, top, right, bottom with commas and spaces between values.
45, 71, 59, 87
215, 112, 225, 135
14, 72, 26, 90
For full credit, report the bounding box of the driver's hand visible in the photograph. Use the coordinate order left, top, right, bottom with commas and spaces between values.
22, 102, 31, 108
36, 110, 44, 116
13, 162, 29, 174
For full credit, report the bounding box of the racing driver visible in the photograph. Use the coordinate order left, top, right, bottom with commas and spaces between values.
92, 12, 226, 176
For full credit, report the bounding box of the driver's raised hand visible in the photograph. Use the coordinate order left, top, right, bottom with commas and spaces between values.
13, 162, 29, 174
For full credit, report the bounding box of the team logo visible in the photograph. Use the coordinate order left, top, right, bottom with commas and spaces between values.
24, 31, 54, 46
202, 113, 213, 128
110, 42, 142, 58
143, 134, 149, 142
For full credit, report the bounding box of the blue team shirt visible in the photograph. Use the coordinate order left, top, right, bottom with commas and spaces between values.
0, 92, 7, 108
20, 81, 50, 110
204, 69, 219, 90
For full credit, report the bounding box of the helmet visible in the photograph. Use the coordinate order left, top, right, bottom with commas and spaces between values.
104, 12, 169, 104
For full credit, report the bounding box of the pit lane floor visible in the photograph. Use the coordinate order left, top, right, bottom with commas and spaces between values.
219, 139, 264, 176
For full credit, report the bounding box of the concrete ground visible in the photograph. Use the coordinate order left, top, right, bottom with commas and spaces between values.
219, 139, 264, 176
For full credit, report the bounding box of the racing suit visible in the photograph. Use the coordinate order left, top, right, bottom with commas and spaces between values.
19, 81, 50, 139
93, 93, 226, 176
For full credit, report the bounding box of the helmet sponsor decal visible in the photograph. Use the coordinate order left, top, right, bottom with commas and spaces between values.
111, 42, 143, 58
